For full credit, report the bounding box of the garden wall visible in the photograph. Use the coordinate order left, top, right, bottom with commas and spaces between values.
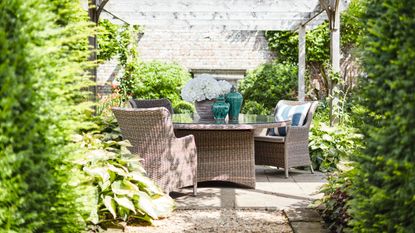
97, 28, 274, 95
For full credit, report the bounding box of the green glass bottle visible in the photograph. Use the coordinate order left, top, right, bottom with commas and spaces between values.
225, 85, 243, 121
212, 95, 230, 121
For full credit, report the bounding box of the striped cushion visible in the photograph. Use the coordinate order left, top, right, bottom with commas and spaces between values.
269, 102, 311, 136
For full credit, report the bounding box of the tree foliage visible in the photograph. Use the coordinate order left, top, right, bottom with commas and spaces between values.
349, 0, 415, 231
0, 0, 93, 231
239, 61, 298, 114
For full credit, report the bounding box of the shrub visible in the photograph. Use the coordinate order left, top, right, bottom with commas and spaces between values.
241, 100, 270, 115
348, 0, 415, 231
173, 100, 195, 114
309, 107, 363, 172
316, 164, 354, 232
239, 61, 298, 114
120, 61, 191, 107
0, 0, 93, 231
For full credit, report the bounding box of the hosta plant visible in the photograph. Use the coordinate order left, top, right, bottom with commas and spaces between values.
309, 121, 363, 172
76, 116, 175, 226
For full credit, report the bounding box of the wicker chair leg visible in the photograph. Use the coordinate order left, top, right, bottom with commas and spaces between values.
193, 181, 197, 196
285, 167, 289, 178
310, 165, 314, 174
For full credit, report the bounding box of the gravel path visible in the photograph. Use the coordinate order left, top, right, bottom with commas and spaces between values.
124, 209, 293, 233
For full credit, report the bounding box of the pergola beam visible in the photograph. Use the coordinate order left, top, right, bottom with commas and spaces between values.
103, 0, 329, 31
96, 0, 350, 102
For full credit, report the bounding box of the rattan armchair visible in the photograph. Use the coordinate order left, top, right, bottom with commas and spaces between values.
112, 107, 197, 195
129, 98, 174, 114
254, 100, 318, 178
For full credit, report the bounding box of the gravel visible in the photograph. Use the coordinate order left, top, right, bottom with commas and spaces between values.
123, 209, 293, 233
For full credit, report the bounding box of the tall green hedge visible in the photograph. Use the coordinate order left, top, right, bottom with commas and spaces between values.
349, 0, 415, 231
0, 0, 92, 232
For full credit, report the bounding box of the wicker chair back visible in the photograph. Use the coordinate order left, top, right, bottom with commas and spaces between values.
129, 98, 174, 114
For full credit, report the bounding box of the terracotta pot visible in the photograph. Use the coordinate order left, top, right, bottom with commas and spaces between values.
195, 99, 215, 119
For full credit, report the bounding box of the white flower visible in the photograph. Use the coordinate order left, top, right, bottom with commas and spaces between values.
181, 74, 232, 102
217, 80, 232, 95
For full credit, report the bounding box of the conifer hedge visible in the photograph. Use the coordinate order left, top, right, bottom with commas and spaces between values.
350, 0, 415, 231
0, 0, 92, 231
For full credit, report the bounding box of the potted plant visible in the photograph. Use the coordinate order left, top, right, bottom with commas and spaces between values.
181, 74, 231, 119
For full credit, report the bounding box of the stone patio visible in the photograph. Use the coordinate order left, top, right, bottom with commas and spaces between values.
114, 166, 328, 233
173, 166, 326, 211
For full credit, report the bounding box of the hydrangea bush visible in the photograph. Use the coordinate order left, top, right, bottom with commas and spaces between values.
181, 74, 232, 102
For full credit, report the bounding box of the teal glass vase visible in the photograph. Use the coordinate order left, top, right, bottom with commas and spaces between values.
225, 85, 243, 121
212, 95, 230, 121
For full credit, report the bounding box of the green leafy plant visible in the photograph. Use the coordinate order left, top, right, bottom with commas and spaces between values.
239, 60, 298, 114
77, 116, 175, 227
120, 61, 191, 107
241, 100, 270, 115
315, 164, 354, 232
265, 23, 330, 64
173, 100, 195, 114
309, 119, 363, 172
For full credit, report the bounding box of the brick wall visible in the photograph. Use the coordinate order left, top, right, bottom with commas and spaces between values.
97, 29, 274, 96
138, 29, 274, 70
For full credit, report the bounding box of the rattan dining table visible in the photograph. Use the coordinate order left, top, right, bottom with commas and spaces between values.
173, 114, 290, 189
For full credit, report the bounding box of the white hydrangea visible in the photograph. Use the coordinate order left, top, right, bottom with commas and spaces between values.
217, 80, 232, 96
181, 74, 232, 102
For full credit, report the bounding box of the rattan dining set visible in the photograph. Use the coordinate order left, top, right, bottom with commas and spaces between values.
112, 99, 318, 195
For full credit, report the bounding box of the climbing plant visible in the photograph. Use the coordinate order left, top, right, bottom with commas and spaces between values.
265, 0, 365, 100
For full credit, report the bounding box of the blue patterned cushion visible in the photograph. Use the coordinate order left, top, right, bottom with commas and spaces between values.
268, 102, 311, 136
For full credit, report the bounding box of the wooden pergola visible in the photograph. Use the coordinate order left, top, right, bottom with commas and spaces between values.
88, 0, 350, 101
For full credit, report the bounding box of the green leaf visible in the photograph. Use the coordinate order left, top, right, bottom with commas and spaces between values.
152, 194, 175, 218
108, 164, 128, 177
135, 191, 158, 219
111, 180, 139, 196
114, 196, 136, 213
130, 172, 163, 194
103, 195, 117, 219
322, 134, 333, 141
83, 167, 110, 183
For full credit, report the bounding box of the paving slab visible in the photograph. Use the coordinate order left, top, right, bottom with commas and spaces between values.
290, 222, 328, 233
172, 166, 328, 232
285, 208, 324, 222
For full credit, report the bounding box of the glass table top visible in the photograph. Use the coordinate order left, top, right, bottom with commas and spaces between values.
172, 113, 276, 125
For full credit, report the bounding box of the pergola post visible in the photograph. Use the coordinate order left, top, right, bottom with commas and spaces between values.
87, 0, 109, 101
320, 0, 341, 125
329, 6, 340, 125
298, 25, 306, 101
330, 8, 340, 73
329, 1, 341, 125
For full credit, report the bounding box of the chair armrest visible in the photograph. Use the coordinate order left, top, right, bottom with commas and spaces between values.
172, 135, 197, 160
286, 126, 310, 142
